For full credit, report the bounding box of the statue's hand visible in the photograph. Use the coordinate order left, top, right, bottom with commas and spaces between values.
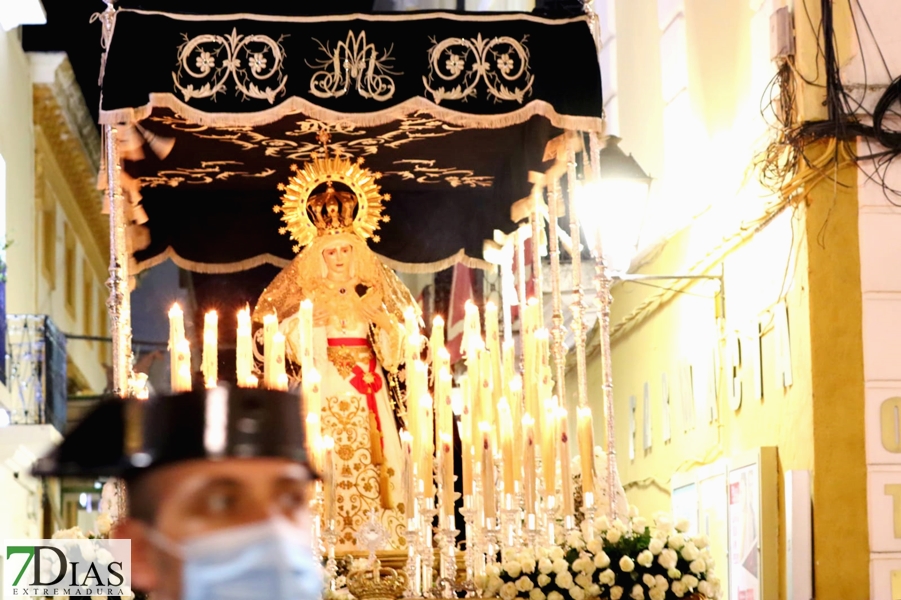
312, 304, 331, 327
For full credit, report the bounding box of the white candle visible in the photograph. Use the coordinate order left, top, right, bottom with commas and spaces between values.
401, 430, 416, 525
299, 300, 313, 373
323, 436, 336, 524
558, 407, 575, 518
168, 303, 185, 390
523, 413, 537, 514
173, 338, 192, 392
236, 307, 253, 387
272, 331, 287, 389
202, 310, 218, 389
480, 421, 496, 522
263, 314, 278, 388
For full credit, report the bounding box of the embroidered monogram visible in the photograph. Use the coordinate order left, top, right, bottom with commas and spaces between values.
308, 31, 401, 102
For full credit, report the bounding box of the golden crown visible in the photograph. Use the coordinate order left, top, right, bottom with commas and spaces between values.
275, 131, 390, 253
346, 566, 408, 600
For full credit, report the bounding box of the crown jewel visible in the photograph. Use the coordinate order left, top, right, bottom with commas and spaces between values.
346, 563, 408, 600
274, 131, 390, 252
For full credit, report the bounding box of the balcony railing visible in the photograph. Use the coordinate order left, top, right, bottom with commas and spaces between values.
5, 315, 67, 433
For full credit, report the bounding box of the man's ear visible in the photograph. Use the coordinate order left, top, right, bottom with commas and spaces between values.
112, 518, 158, 592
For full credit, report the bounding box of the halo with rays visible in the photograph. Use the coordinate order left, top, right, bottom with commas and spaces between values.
274, 154, 391, 252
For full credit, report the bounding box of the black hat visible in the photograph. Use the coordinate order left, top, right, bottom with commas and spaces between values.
32, 386, 314, 479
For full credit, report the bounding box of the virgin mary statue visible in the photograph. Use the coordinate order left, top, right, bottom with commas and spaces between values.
253, 148, 417, 550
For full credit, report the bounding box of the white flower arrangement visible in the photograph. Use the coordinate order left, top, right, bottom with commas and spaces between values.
486, 510, 722, 600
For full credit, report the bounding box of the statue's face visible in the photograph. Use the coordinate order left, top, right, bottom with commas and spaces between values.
322, 243, 353, 277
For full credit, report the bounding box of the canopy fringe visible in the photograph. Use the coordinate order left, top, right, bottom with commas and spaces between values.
99, 93, 605, 133
133, 246, 492, 275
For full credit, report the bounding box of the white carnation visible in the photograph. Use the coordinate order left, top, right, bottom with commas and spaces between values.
504, 561, 522, 578
605, 528, 622, 544
610, 586, 623, 600
680, 543, 700, 562
500, 583, 518, 600
538, 574, 552, 588
572, 558, 590, 574
637, 550, 654, 568
530, 589, 547, 600
648, 538, 664, 555
618, 556, 635, 573
689, 559, 706, 574
594, 552, 611, 569
516, 577, 535, 593
630, 584, 645, 600
555, 571, 574, 590
569, 586, 585, 600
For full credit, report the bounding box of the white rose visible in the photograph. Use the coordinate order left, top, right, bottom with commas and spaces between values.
594, 552, 611, 569
596, 516, 610, 531
682, 575, 699, 589
598, 569, 616, 586
588, 584, 601, 597
610, 586, 624, 600
487, 564, 502, 577
555, 571, 574, 590
516, 577, 535, 593
629, 505, 640, 518
681, 543, 700, 562
642, 574, 655, 587
605, 528, 622, 544
675, 518, 690, 533
654, 575, 668, 591
500, 582, 518, 600
538, 574, 552, 588
657, 549, 678, 570
654, 514, 674, 533
547, 591, 564, 600
631, 517, 648, 533
692, 535, 710, 549
619, 556, 635, 573
550, 546, 566, 562
667, 568, 682, 580
552, 559, 569, 575
689, 559, 706, 574
96, 513, 113, 536
539, 558, 554, 575
613, 519, 629, 533
667, 534, 685, 550
488, 575, 504, 594
637, 550, 654, 568
572, 558, 589, 573
569, 586, 585, 600
587, 538, 604, 555
648, 538, 664, 555
630, 584, 645, 600
522, 558, 538, 574
649, 588, 666, 600
566, 531, 585, 550
537, 547, 550, 560
671, 581, 686, 598
575, 573, 592, 590
698, 581, 712, 598
504, 561, 523, 578
530, 589, 547, 600
474, 574, 488, 594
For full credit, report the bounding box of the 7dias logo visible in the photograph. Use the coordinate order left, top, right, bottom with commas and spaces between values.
3, 539, 131, 597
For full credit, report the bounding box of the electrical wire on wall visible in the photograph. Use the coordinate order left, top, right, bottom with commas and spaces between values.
755, 0, 901, 206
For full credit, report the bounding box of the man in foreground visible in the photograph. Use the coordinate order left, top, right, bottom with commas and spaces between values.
33, 386, 322, 600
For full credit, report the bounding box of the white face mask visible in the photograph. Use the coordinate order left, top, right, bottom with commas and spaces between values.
147, 517, 323, 600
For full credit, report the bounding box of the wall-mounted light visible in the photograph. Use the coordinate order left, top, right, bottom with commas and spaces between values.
0, 0, 46, 31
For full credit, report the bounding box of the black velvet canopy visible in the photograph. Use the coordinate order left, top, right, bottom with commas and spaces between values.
99, 8, 604, 272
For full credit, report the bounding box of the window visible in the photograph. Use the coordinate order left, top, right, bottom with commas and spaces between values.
63, 223, 76, 316
42, 184, 57, 286
83, 259, 93, 345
